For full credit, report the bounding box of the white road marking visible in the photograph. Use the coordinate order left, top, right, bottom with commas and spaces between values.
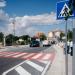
42, 54, 51, 60
4, 52, 20, 57
41, 61, 51, 75
39, 60, 48, 64
22, 53, 34, 59
15, 66, 31, 75
32, 53, 42, 59
2, 60, 28, 75
13, 53, 27, 58
0, 52, 11, 56
2, 59, 52, 75
25, 60, 44, 72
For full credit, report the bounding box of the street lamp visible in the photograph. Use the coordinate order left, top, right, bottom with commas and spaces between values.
3, 34, 6, 47
12, 19, 16, 45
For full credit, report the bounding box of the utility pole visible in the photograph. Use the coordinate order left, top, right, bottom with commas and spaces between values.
3, 34, 6, 47
12, 19, 16, 45
13, 20, 15, 37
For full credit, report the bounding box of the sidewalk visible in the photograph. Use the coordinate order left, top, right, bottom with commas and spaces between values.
46, 44, 66, 75
46, 44, 72, 75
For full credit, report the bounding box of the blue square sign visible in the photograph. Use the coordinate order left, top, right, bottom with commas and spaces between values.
57, 0, 75, 20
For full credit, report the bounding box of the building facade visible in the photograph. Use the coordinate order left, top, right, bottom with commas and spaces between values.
47, 30, 63, 42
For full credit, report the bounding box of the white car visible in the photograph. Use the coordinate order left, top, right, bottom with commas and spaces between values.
42, 40, 51, 47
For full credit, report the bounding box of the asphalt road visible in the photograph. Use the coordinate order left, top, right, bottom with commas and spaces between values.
5, 46, 54, 53
0, 46, 55, 75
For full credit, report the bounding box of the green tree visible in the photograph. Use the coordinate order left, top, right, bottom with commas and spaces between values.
67, 30, 73, 41
6, 34, 13, 45
60, 32, 65, 41
13, 36, 19, 42
40, 34, 47, 41
20, 35, 30, 44
69, 0, 75, 15
6, 34, 19, 45
0, 32, 4, 42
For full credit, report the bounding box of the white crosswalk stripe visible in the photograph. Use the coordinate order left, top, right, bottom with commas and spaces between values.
22, 53, 35, 59
2, 59, 53, 75
25, 60, 44, 72
0, 52, 13, 56
38, 60, 48, 64
4, 52, 20, 57
31, 53, 42, 59
0, 51, 54, 61
12, 53, 27, 58
15, 66, 31, 75
42, 54, 51, 60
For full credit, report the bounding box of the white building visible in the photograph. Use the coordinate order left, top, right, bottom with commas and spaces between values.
47, 30, 63, 42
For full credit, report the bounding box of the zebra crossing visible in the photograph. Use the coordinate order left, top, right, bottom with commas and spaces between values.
2, 59, 52, 75
0, 51, 55, 61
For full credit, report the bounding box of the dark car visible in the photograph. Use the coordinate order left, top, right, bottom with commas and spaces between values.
30, 41, 40, 47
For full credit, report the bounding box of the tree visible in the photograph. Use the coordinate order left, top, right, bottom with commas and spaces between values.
39, 34, 47, 41
69, 0, 75, 15
60, 32, 65, 41
6, 34, 13, 46
0, 32, 4, 42
6, 34, 19, 45
20, 35, 30, 44
67, 30, 73, 41
13, 36, 19, 42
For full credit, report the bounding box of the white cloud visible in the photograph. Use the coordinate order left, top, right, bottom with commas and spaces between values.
0, 9, 9, 21
0, 9, 9, 35
8, 12, 61, 36
9, 12, 60, 26
0, 11, 62, 36
0, 0, 6, 7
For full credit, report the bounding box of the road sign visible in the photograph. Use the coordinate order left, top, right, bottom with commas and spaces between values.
57, 1, 75, 19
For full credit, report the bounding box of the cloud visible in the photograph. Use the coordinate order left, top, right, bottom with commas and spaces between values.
0, 9, 9, 21
16, 12, 60, 26
0, 11, 62, 36
0, 9, 9, 34
0, 0, 6, 7
28, 12, 59, 25
8, 12, 61, 36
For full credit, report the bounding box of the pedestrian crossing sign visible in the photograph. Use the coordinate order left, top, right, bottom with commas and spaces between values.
57, 1, 75, 19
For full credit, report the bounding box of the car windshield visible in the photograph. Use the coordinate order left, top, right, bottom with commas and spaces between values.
31, 41, 39, 44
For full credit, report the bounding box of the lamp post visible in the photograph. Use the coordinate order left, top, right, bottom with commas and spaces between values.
12, 19, 16, 45
3, 34, 6, 47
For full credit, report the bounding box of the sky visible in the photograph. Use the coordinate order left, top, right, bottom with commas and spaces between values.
0, 0, 73, 36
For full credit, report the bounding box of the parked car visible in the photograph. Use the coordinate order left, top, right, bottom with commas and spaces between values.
30, 40, 40, 47
42, 40, 51, 47
51, 41, 56, 44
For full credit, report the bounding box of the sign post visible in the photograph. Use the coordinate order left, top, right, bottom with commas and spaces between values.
57, 1, 75, 75
65, 19, 68, 75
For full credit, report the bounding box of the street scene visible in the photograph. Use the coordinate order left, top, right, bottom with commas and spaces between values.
0, 0, 74, 75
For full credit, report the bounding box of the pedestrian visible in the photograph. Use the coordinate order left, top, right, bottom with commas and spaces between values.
70, 41, 73, 56
67, 41, 70, 54
63, 42, 66, 54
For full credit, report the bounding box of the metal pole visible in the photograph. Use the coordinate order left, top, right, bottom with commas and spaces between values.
73, 19, 75, 75
12, 20, 15, 45
13, 22, 15, 37
65, 20, 68, 75
3, 35, 5, 47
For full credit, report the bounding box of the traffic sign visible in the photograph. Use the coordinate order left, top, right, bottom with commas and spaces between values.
57, 0, 75, 20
